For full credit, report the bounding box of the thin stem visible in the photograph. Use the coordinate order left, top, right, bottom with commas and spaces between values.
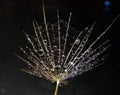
54, 80, 60, 95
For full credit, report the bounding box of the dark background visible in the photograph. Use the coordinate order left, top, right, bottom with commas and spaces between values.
0, 0, 120, 95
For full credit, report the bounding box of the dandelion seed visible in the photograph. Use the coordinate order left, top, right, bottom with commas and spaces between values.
16, 1, 120, 95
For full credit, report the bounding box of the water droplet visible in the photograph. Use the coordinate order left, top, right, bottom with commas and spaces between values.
75, 39, 80, 44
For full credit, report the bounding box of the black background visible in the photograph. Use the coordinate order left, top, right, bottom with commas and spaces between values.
0, 0, 120, 95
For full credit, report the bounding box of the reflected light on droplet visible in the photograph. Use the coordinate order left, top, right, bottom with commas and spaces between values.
104, 0, 111, 7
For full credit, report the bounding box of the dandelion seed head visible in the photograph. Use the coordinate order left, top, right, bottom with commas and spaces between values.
15, 1, 120, 95
18, 16, 111, 84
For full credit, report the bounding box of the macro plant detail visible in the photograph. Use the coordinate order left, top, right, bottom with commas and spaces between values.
16, 1, 120, 95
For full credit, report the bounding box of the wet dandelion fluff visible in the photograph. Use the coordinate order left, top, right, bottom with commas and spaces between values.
16, 2, 120, 95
